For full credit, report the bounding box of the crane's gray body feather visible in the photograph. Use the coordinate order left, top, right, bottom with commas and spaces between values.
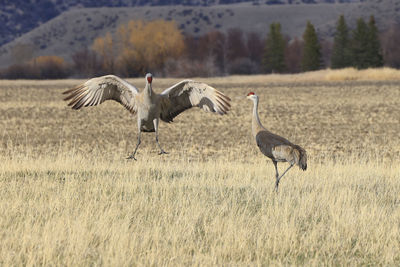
256, 131, 307, 170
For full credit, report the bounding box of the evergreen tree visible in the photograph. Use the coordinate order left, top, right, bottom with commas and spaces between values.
367, 15, 383, 67
263, 23, 286, 73
331, 15, 351, 69
301, 21, 322, 71
351, 18, 370, 69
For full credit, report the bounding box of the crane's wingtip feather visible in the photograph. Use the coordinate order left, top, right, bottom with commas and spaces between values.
63, 86, 87, 101
63, 84, 84, 95
217, 96, 231, 109
215, 99, 229, 114
215, 91, 231, 106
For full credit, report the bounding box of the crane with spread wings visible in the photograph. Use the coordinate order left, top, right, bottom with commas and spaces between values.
63, 73, 231, 160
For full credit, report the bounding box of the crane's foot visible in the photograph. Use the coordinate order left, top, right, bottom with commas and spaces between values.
158, 150, 168, 155
126, 154, 137, 160
274, 181, 280, 192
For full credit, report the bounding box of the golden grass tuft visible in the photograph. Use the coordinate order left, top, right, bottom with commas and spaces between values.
193, 67, 400, 84
0, 76, 400, 265
324, 67, 400, 81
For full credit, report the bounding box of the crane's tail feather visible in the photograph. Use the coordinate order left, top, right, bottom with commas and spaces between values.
294, 145, 307, 171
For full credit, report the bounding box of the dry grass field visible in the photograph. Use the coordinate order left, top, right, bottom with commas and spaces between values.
0, 70, 400, 265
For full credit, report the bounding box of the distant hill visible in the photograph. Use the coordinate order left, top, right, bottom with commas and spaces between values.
0, 0, 399, 68
0, 0, 369, 47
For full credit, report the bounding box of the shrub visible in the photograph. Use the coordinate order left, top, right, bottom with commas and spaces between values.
227, 57, 259, 75
0, 64, 39, 79
0, 55, 70, 79
31, 56, 70, 79
71, 48, 102, 78
163, 57, 220, 77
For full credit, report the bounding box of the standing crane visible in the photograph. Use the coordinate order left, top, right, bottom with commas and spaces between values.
63, 73, 231, 160
246, 92, 307, 191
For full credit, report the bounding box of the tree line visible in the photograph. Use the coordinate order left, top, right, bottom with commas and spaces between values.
264, 15, 384, 73
1, 15, 399, 79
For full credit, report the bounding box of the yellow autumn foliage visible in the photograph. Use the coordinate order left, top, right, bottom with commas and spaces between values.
29, 55, 69, 78
91, 20, 184, 76
118, 20, 184, 72
31, 55, 66, 67
92, 32, 114, 73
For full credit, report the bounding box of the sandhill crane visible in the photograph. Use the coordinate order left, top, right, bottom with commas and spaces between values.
63, 73, 231, 160
247, 92, 307, 191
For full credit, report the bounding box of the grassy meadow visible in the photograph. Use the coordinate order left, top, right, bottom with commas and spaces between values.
0, 70, 400, 265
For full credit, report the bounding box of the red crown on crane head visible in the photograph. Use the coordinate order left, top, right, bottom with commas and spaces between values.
247, 92, 255, 96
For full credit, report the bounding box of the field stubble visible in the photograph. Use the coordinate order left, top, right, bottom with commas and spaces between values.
0, 76, 399, 265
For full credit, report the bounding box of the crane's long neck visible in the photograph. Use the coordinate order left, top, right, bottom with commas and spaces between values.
252, 97, 265, 137
144, 82, 153, 98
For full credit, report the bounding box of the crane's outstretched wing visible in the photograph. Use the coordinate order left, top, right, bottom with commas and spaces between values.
63, 75, 139, 114
159, 80, 231, 122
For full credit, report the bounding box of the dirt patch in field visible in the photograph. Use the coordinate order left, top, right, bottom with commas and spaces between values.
0, 78, 399, 162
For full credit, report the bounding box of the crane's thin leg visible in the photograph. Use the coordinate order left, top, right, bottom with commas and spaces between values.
275, 163, 294, 191
273, 160, 280, 192
127, 121, 142, 160
153, 118, 168, 155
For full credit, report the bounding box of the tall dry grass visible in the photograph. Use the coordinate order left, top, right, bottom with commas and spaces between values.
0, 73, 400, 265
324, 67, 400, 81
201, 67, 400, 84
1, 154, 399, 266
